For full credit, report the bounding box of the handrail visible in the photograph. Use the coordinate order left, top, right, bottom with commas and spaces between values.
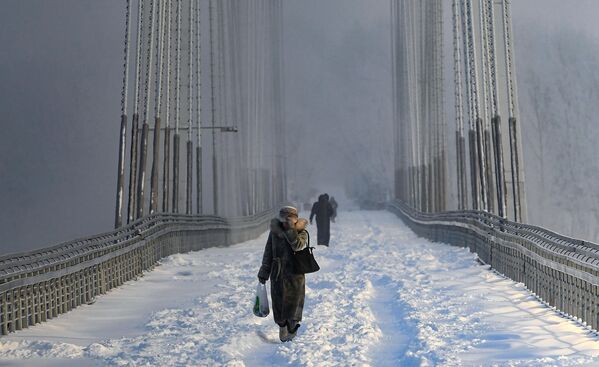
0, 208, 276, 335
0, 215, 226, 278
389, 200, 599, 331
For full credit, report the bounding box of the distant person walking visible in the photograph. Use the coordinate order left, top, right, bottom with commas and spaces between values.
329, 196, 338, 223
258, 206, 309, 342
310, 194, 334, 246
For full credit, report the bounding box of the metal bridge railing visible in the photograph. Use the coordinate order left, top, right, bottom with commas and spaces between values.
389, 200, 599, 331
0, 209, 274, 335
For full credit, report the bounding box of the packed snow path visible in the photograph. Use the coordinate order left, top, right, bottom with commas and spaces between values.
1, 211, 599, 366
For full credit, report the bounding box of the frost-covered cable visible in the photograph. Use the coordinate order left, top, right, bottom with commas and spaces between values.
115, 0, 133, 228
142, 0, 157, 124
465, 0, 480, 121
127, 0, 145, 223
162, 0, 173, 213
196, 0, 202, 148
209, 0, 218, 214
121, 0, 132, 116
165, 0, 172, 127
133, 0, 144, 115
154, 0, 166, 117
136, 0, 158, 218
149, 0, 166, 214
175, 0, 181, 134
479, 0, 491, 128
486, 0, 500, 117
188, 0, 194, 142
195, 0, 202, 214
502, 0, 517, 118
453, 0, 467, 210
460, 0, 474, 130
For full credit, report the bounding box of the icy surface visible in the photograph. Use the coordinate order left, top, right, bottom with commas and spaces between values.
1, 211, 599, 366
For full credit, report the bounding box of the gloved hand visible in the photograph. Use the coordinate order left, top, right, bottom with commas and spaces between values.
258, 277, 267, 284
287, 216, 298, 229
295, 218, 308, 231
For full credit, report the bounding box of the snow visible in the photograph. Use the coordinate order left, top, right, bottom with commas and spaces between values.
1, 210, 599, 366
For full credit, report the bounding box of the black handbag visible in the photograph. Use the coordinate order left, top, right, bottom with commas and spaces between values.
292, 231, 320, 274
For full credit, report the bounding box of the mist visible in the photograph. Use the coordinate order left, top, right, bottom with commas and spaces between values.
283, 0, 393, 209
512, 0, 599, 241
2, 0, 599, 255
0, 1, 123, 254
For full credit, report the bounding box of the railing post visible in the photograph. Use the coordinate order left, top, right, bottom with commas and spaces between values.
41, 282, 47, 323
593, 285, 599, 330
1, 292, 7, 335
25, 286, 33, 328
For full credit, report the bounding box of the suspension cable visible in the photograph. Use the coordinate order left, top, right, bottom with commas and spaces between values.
149, 0, 166, 214
479, 0, 491, 128
133, 0, 144, 115
502, 0, 517, 118
175, 0, 181, 134
155, 0, 166, 118
136, 0, 158, 219
196, 0, 202, 148
453, 1, 464, 138
162, 0, 173, 213
486, 0, 500, 117
165, 0, 172, 127
142, 0, 157, 125
115, 0, 133, 228
120, 0, 132, 116
195, 0, 203, 215
188, 0, 194, 142
209, 0, 218, 215
460, 0, 473, 130
465, 0, 480, 121
127, 0, 145, 223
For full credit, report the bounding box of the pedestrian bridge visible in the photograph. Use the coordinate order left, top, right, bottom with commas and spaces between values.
1, 0, 599, 366
2, 211, 598, 366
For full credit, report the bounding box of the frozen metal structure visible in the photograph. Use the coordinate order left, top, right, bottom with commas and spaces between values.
0, 211, 273, 335
391, 0, 526, 221
115, 0, 287, 227
0, 0, 285, 336
391, 0, 448, 215
391, 0, 599, 332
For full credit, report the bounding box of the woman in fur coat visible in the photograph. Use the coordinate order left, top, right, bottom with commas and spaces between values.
257, 206, 309, 342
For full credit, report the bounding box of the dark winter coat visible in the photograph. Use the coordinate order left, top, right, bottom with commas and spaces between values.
310, 195, 334, 246
257, 219, 309, 325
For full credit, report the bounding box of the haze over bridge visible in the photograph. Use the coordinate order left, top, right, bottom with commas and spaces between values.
0, 1, 598, 365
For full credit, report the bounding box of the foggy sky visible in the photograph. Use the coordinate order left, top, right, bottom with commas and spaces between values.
283, 0, 393, 205
0, 1, 123, 254
2, 1, 599, 254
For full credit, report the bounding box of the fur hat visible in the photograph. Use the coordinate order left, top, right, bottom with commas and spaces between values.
278, 206, 298, 222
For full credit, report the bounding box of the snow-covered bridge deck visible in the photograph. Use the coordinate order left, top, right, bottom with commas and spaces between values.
1, 211, 598, 366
